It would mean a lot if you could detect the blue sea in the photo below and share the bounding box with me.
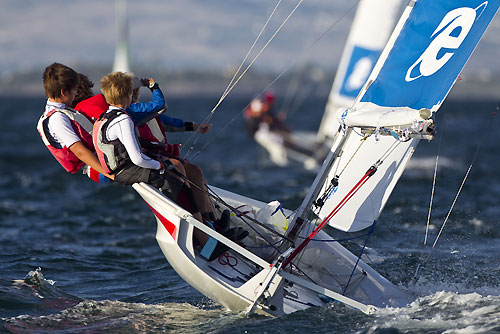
[1,93,500,333]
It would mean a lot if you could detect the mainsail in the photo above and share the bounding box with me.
[295,0,500,233]
[317,0,403,142]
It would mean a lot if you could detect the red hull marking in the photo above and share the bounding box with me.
[146,203,177,241]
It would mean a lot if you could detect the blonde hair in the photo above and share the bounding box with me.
[100,72,134,106]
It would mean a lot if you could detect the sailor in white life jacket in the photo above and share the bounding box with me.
[37,63,114,182]
[93,71,243,261]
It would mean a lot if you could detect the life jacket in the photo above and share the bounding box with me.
[75,94,109,122]
[93,109,135,175]
[137,116,180,157]
[37,106,94,174]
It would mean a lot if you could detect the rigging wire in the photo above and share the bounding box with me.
[431,110,497,248]
[284,132,407,270]
[220,0,283,103]
[342,220,377,295]
[413,107,499,281]
[424,134,442,245]
[337,129,374,176]
[182,0,305,159]
[184,0,361,161]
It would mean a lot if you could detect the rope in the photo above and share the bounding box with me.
[338,130,374,177]
[431,110,497,248]
[431,164,471,248]
[206,186,290,253]
[282,164,377,268]
[281,131,406,268]
[413,108,498,281]
[182,0,304,159]
[424,135,442,245]
[183,1,361,161]
[342,220,377,295]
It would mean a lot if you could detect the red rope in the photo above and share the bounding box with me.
[282,166,376,268]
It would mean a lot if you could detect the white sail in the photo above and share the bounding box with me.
[298,0,500,232]
[317,0,403,142]
[112,0,131,73]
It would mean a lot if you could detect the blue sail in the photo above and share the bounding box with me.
[360,0,500,110]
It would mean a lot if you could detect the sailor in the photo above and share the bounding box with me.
[77,74,228,228]
[244,91,290,137]
[37,63,114,182]
[128,77,224,227]
[72,73,95,109]
[93,72,239,260]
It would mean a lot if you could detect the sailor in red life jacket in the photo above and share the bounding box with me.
[74,75,184,157]
[37,63,113,181]
[93,71,236,261]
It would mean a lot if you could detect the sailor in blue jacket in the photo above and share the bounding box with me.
[128,77,186,131]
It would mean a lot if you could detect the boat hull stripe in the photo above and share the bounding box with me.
[146,203,177,241]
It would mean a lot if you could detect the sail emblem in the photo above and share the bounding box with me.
[345,57,374,91]
[405,2,488,82]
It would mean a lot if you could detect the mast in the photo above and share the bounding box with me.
[112,0,131,73]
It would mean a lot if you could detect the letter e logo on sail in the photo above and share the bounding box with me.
[405,2,488,82]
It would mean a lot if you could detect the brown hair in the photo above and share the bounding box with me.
[42,63,79,99]
[100,72,133,106]
[72,73,95,107]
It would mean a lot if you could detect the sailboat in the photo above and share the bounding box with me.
[112,0,131,73]
[249,0,403,170]
[133,0,500,315]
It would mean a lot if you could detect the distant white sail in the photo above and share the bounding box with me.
[317,0,403,141]
[113,0,131,73]
[299,0,500,232]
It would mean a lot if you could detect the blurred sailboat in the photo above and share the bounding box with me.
[113,0,131,73]
[246,0,403,170]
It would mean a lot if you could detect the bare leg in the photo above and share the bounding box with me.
[182,160,216,217]
[167,159,211,246]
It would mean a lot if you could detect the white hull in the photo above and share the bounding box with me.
[133,183,411,316]
[254,127,330,170]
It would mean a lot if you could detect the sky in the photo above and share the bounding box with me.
[1,0,500,79]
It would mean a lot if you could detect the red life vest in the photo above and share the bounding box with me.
[37,107,94,174]
[75,94,109,122]
[93,109,134,174]
[137,118,180,157]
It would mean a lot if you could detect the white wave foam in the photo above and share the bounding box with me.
[368,291,500,334]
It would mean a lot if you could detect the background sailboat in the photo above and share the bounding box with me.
[112,0,131,73]
[317,0,403,143]
[250,0,403,170]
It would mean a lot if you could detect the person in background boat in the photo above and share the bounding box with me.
[37,62,114,181]
[93,72,240,260]
[244,91,290,137]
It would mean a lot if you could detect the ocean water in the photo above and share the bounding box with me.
[1,94,500,333]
